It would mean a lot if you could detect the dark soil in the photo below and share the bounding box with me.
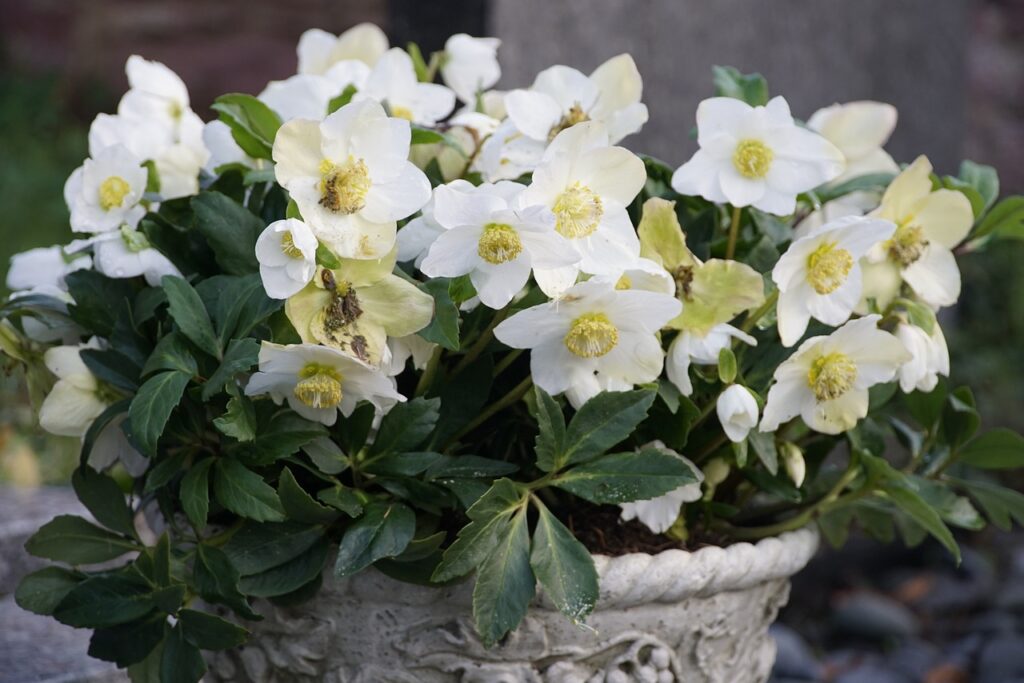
[560,501,730,556]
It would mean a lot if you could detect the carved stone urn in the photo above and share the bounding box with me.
[207,528,818,683]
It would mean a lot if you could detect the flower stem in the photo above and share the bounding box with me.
[492,349,524,377]
[741,289,779,334]
[414,346,443,397]
[725,205,743,260]
[443,375,533,449]
[451,307,510,378]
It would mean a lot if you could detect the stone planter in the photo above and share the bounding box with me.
[208,528,819,683]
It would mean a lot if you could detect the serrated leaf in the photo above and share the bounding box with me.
[237,539,329,598]
[530,501,597,624]
[161,276,220,359]
[128,370,190,457]
[211,93,282,160]
[161,623,207,683]
[472,507,535,647]
[213,457,286,522]
[554,448,699,504]
[191,191,264,275]
[214,394,257,442]
[202,337,260,400]
[534,385,566,472]
[242,410,327,465]
[418,278,459,350]
[957,428,1024,469]
[372,397,441,455]
[80,347,141,392]
[193,544,261,620]
[223,521,324,575]
[561,389,656,467]
[141,332,198,377]
[25,515,138,564]
[72,466,135,536]
[88,614,166,667]
[178,609,249,650]
[64,270,136,337]
[180,457,213,530]
[15,567,83,616]
[884,485,960,563]
[424,454,518,480]
[363,451,443,477]
[334,502,416,577]
[53,575,154,628]
[317,485,364,517]
[277,468,338,523]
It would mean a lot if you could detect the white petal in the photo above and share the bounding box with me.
[803,388,868,435]
[902,244,962,308]
[471,259,532,309]
[362,162,431,223]
[272,119,323,188]
[671,151,728,203]
[760,375,807,432]
[777,288,813,348]
[504,90,562,142]
[419,227,482,278]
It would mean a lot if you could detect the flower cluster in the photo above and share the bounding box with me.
[3,24,1023,677]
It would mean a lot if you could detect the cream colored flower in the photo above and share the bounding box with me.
[716,385,759,443]
[619,443,704,534]
[272,99,431,259]
[297,24,389,75]
[65,145,148,234]
[39,343,110,438]
[357,48,456,126]
[256,219,319,299]
[760,315,910,435]
[441,34,501,104]
[895,319,949,393]
[807,101,899,184]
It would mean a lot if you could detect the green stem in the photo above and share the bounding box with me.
[725,205,743,260]
[492,349,524,377]
[443,376,533,449]
[741,289,779,334]
[414,346,443,397]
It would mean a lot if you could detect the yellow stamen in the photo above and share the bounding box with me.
[390,105,414,121]
[615,274,632,290]
[732,139,773,179]
[553,182,603,239]
[319,157,371,214]
[807,352,857,402]
[293,363,343,409]
[887,222,928,266]
[806,242,854,295]
[98,176,131,211]
[564,312,619,358]
[281,232,305,259]
[548,102,590,141]
[477,223,523,265]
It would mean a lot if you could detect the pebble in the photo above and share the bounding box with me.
[885,639,941,680]
[833,662,913,683]
[770,624,821,681]
[976,635,1024,683]
[830,593,920,640]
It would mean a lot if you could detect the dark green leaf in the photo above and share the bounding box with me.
[957,428,1024,469]
[242,411,327,465]
[25,514,138,564]
[178,609,249,650]
[327,84,358,114]
[418,278,459,350]
[72,466,135,536]
[561,389,656,467]
[554,448,699,504]
[277,468,338,523]
[534,385,566,472]
[214,394,258,442]
[180,457,213,530]
[958,160,999,212]
[303,436,349,474]
[424,454,518,480]
[973,196,1024,241]
[429,353,492,446]
[363,451,443,477]
[211,93,282,160]
[161,624,207,683]
[748,429,779,475]
[711,65,768,106]
[128,370,190,457]
[317,485,363,516]
[15,566,82,616]
[202,337,260,400]
[953,477,1024,531]
[530,501,597,624]
[191,191,264,275]
[64,270,136,337]
[143,452,187,493]
[161,275,220,358]
[814,173,896,204]
[334,502,416,577]
[223,521,324,575]
[885,485,960,563]
[238,539,329,598]
[372,397,441,454]
[213,457,286,522]
[472,507,535,647]
[904,379,947,429]
[89,614,166,667]
[80,348,140,392]
[53,575,153,628]
[943,386,980,449]
[411,126,445,144]
[140,332,197,377]
[193,544,261,620]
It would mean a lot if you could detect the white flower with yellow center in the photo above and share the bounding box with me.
[862,156,974,309]
[272,99,431,259]
[807,101,899,184]
[895,319,949,393]
[494,280,680,407]
[717,385,760,443]
[245,342,403,426]
[619,442,704,534]
[65,145,148,234]
[396,181,476,267]
[7,246,90,293]
[419,181,579,308]
[357,48,456,126]
[518,122,646,293]
[590,257,675,297]
[760,315,910,435]
[297,24,389,75]
[118,56,199,139]
[38,342,112,438]
[666,324,756,397]
[672,96,844,215]
[256,219,319,299]
[773,215,896,347]
[441,34,501,104]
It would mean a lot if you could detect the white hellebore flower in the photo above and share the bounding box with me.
[505,54,648,147]
[666,323,756,397]
[619,443,704,534]
[396,180,467,267]
[807,101,899,183]
[773,215,897,347]
[245,342,404,426]
[863,156,974,309]
[6,246,90,292]
[358,48,456,126]
[256,219,319,299]
[272,99,431,259]
[419,181,578,308]
[91,228,181,286]
[494,280,680,408]
[895,320,949,393]
[441,34,501,104]
[672,96,844,215]
[203,120,260,172]
[519,122,646,292]
[716,385,759,443]
[38,343,110,438]
[760,315,910,435]
[297,24,389,75]
[65,144,148,234]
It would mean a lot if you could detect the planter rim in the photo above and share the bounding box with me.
[575,526,819,610]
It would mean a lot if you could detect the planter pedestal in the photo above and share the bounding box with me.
[209,528,818,683]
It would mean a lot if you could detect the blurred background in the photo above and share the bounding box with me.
[0,1,1022,680]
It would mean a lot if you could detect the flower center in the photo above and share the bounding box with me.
[887,222,928,267]
[553,182,603,239]
[548,102,590,141]
[119,226,151,253]
[615,274,632,290]
[564,312,619,358]
[477,223,523,265]
[294,363,343,409]
[390,105,414,121]
[806,242,854,295]
[319,157,371,214]
[732,139,773,179]
[672,265,694,300]
[807,352,857,402]
[281,232,305,259]
[99,176,131,211]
